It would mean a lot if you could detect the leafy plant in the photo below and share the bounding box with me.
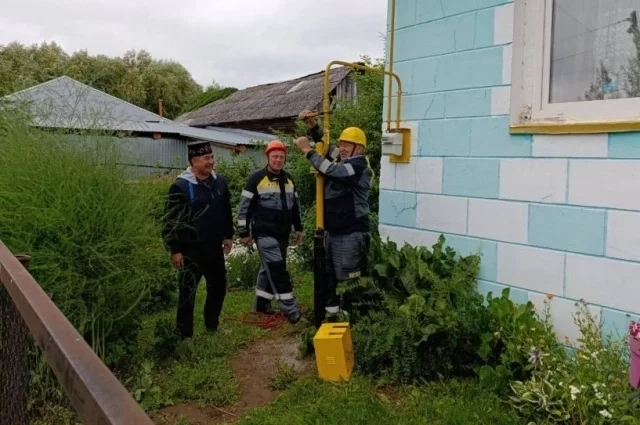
[151,315,182,361]
[129,360,174,410]
[477,288,557,393]
[215,156,259,216]
[508,301,640,424]
[350,235,489,382]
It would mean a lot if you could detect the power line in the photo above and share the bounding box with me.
[556,3,593,33]
[554,18,629,44]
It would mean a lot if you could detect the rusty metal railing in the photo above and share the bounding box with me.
[0,240,155,425]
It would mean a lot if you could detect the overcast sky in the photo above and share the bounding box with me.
[1,0,388,89]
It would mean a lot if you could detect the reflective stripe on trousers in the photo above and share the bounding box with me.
[253,236,300,320]
[324,231,370,314]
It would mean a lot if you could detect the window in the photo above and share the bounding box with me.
[511,0,640,130]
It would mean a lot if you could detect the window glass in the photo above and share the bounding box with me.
[549,0,640,103]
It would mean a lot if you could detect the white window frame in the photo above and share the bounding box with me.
[510,0,640,129]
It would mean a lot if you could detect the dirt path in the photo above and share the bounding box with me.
[154,334,313,424]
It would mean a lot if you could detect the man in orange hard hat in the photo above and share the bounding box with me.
[236,140,303,324]
[294,111,373,323]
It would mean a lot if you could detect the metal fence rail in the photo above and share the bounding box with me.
[0,240,155,425]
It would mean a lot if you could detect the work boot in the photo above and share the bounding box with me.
[288,310,302,325]
[326,310,349,323]
[255,297,276,315]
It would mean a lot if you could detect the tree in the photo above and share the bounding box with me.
[0,42,207,119]
[584,61,614,101]
[330,55,385,177]
[179,86,238,116]
[622,11,640,97]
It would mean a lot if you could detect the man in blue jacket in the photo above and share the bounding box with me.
[163,140,234,340]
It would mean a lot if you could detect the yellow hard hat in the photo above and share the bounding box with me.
[339,127,366,147]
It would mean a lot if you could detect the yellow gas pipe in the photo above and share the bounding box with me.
[311,0,405,332]
[314,0,401,230]
[315,61,402,228]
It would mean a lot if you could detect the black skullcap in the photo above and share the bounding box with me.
[187,140,213,161]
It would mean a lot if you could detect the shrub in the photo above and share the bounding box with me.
[349,235,489,382]
[215,155,259,214]
[477,288,558,394]
[0,114,171,367]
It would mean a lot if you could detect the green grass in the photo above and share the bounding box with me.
[135,270,523,425]
[239,377,523,425]
[133,286,267,408]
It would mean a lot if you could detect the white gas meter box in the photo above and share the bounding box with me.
[381,131,403,156]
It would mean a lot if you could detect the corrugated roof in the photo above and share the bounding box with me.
[2,76,276,146]
[176,66,353,127]
[4,76,173,129]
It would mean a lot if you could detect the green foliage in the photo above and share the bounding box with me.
[179,86,237,115]
[151,316,182,361]
[239,377,523,425]
[507,302,640,424]
[349,235,489,382]
[352,310,429,382]
[30,405,81,425]
[477,288,558,393]
[297,204,317,268]
[226,242,262,290]
[327,56,385,176]
[0,115,172,367]
[282,146,316,211]
[129,360,174,410]
[268,359,299,391]
[215,155,260,214]
[131,287,265,410]
[0,42,204,118]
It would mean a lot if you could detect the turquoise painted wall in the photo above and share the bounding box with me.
[379,0,640,343]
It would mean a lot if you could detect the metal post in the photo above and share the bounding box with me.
[313,229,326,328]
[0,254,32,425]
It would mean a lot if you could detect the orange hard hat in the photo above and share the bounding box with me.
[265,140,287,155]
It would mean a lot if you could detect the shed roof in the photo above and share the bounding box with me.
[2,76,277,146]
[4,76,173,129]
[176,66,353,127]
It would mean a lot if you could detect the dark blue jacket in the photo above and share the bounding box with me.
[162,168,234,254]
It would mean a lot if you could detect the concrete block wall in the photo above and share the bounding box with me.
[380,0,640,343]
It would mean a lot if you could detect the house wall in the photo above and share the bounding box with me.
[380,0,640,343]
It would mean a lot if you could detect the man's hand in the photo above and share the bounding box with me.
[298,109,317,128]
[171,253,184,269]
[292,231,303,246]
[294,136,312,154]
[240,236,252,247]
[223,239,233,255]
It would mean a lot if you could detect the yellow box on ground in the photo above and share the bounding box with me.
[312,322,354,382]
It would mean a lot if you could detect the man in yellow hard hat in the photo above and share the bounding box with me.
[294,111,373,322]
[236,140,303,324]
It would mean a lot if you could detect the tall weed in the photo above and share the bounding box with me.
[0,112,171,366]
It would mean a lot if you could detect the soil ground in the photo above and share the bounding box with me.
[153,334,312,425]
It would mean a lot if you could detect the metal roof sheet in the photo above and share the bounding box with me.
[2,76,277,146]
